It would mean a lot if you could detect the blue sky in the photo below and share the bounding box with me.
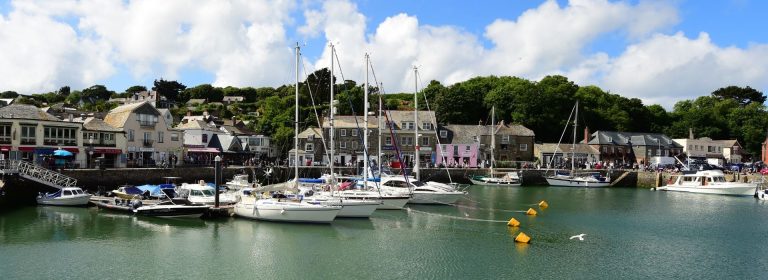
[0,0,767,109]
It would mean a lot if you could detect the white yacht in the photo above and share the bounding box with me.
[656,170,757,196]
[298,191,381,218]
[226,174,255,191]
[234,195,341,223]
[545,171,611,188]
[177,181,237,205]
[37,187,91,206]
[367,176,466,205]
[469,172,522,186]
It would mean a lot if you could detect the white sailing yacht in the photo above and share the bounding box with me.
[234,43,341,223]
[545,101,611,187]
[468,106,522,186]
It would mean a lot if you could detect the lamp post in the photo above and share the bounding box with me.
[88,136,94,169]
[214,155,221,208]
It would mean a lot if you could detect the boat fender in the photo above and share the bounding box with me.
[507,218,520,227]
[526,208,537,216]
[538,200,548,209]
[280,208,286,215]
[515,232,531,244]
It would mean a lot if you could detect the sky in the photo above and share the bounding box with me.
[1,0,767,110]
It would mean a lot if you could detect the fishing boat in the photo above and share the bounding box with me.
[469,107,522,186]
[656,169,757,196]
[545,101,610,187]
[36,187,91,206]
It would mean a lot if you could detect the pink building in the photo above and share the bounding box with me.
[435,143,479,167]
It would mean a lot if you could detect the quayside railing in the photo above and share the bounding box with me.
[0,160,77,189]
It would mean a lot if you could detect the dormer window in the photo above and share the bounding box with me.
[440,130,448,138]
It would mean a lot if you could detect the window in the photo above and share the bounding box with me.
[501,135,510,144]
[401,137,413,146]
[143,132,151,140]
[519,144,528,151]
[453,145,459,155]
[102,133,114,141]
[128,129,134,141]
[305,143,314,151]
[0,124,10,143]
[421,137,429,146]
[43,126,77,146]
[137,113,158,127]
[401,122,414,130]
[202,134,208,143]
[422,122,433,130]
[340,129,347,137]
[171,133,179,141]
[351,129,358,136]
[385,137,392,145]
[472,136,478,142]
[340,141,347,149]
[440,130,447,138]
[352,141,358,149]
[21,125,36,145]
[158,131,164,143]
[466,145,471,151]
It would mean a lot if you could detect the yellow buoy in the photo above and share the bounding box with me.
[515,232,531,243]
[538,200,548,209]
[507,218,520,227]
[526,208,538,216]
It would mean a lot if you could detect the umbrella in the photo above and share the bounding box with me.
[53,149,73,157]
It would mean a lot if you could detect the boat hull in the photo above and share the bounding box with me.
[134,205,209,218]
[469,178,521,187]
[657,184,757,196]
[546,177,611,188]
[409,192,465,204]
[757,189,768,200]
[234,198,340,223]
[335,201,379,218]
[37,194,91,206]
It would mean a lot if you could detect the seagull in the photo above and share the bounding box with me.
[569,234,586,241]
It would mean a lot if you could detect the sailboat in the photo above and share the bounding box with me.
[468,106,522,186]
[545,101,610,187]
[233,43,341,223]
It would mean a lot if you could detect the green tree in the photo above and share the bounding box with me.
[0,91,19,98]
[125,85,147,95]
[81,85,114,104]
[58,86,70,97]
[153,79,186,102]
[711,85,766,106]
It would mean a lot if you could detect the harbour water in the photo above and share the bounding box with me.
[2,186,767,279]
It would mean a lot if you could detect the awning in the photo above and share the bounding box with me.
[0,145,10,151]
[62,147,79,153]
[94,148,122,154]
[18,146,35,152]
[188,148,220,153]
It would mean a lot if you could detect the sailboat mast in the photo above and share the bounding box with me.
[329,44,335,188]
[294,43,300,187]
[363,54,369,185]
[378,82,383,176]
[571,101,578,174]
[413,67,420,181]
[491,106,495,174]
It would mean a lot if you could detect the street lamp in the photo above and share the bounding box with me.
[88,135,94,169]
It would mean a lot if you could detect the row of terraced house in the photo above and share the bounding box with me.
[0,95,750,169]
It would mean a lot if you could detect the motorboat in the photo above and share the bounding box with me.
[36,187,91,206]
[545,171,611,188]
[656,170,757,196]
[92,198,209,218]
[111,185,144,200]
[469,172,522,186]
[369,176,466,205]
[234,195,341,223]
[177,181,237,205]
[226,174,255,191]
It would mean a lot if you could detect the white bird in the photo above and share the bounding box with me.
[569,234,586,241]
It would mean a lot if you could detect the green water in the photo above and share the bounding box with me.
[2,187,767,279]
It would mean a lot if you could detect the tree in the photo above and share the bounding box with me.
[711,86,766,106]
[153,79,186,102]
[182,84,223,102]
[57,86,70,97]
[0,91,18,98]
[81,85,114,104]
[125,85,147,95]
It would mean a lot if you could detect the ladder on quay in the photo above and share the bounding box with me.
[0,160,78,189]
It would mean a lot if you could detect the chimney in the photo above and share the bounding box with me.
[689,128,694,139]
[68,114,73,122]
[584,126,590,144]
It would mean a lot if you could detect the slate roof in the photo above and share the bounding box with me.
[442,122,535,144]
[588,131,682,148]
[82,117,122,132]
[175,120,220,132]
[322,116,379,128]
[0,104,61,121]
[297,127,322,139]
[537,143,600,155]
[103,102,152,128]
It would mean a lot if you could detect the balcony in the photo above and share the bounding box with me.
[21,139,36,145]
[142,139,154,147]
[138,120,157,128]
[0,137,10,144]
